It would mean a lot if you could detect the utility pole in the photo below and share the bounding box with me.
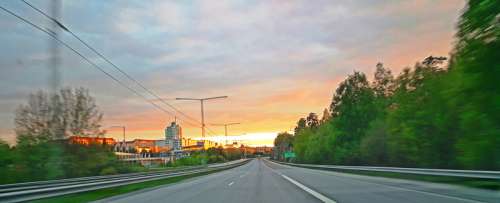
[211,122,240,145]
[110,126,126,151]
[176,96,227,138]
[235,139,247,159]
[49,0,62,93]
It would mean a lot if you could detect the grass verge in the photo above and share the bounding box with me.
[30,169,223,203]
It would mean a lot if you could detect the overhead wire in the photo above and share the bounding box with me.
[0,5,182,124]
[3,2,224,136]
[20,0,220,134]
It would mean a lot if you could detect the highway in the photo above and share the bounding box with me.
[99,159,499,203]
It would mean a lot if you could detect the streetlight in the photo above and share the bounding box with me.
[109,125,126,152]
[233,137,248,159]
[175,96,227,138]
[211,122,240,145]
[109,126,126,142]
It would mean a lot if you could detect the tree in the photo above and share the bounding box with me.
[360,119,389,165]
[0,140,14,183]
[292,128,313,163]
[320,108,331,124]
[15,87,104,143]
[306,112,319,129]
[294,118,306,135]
[273,0,499,170]
[385,58,454,168]
[329,71,377,164]
[273,132,294,161]
[448,0,500,169]
[372,62,394,98]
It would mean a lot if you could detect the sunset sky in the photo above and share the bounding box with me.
[0,0,464,146]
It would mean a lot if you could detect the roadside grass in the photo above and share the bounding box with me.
[305,167,500,191]
[30,170,221,203]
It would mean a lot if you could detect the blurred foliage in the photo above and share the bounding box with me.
[167,146,242,167]
[0,86,244,183]
[0,87,145,184]
[277,0,499,170]
[0,140,143,184]
[14,88,104,142]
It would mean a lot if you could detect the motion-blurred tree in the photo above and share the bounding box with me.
[15,87,104,144]
[448,0,500,169]
[0,140,14,183]
[274,0,500,170]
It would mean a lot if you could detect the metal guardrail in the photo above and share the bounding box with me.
[0,159,250,203]
[270,160,500,180]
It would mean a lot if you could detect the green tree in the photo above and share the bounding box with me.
[360,119,389,165]
[306,113,320,129]
[274,132,294,161]
[330,71,377,164]
[372,62,394,98]
[385,58,456,168]
[278,0,499,170]
[0,140,14,183]
[294,118,306,135]
[292,128,313,163]
[320,108,331,124]
[447,0,500,170]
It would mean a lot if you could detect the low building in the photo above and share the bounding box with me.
[69,136,116,146]
[115,139,170,154]
[196,139,218,149]
[256,146,273,154]
[240,145,256,155]
[181,138,199,147]
[182,145,205,152]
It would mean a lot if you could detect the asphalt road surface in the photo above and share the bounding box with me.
[98,159,499,203]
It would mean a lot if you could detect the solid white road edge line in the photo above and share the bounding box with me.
[289,164,484,203]
[280,174,336,203]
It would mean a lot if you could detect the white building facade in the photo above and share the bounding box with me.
[165,122,182,151]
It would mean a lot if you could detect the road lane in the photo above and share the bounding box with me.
[263,159,499,203]
[101,159,320,203]
[99,159,499,203]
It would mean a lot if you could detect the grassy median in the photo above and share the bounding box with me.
[30,169,222,203]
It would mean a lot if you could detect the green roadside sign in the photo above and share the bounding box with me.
[284,151,296,158]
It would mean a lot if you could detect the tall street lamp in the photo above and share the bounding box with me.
[211,122,240,145]
[175,96,227,138]
[109,125,126,152]
[109,125,126,142]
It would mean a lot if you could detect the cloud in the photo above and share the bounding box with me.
[0,0,465,145]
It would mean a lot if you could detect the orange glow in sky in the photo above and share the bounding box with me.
[0,1,465,146]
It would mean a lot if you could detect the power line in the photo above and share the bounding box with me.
[0,5,184,123]
[4,3,220,135]
[20,0,214,132]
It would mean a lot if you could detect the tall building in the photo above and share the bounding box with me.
[165,121,182,151]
